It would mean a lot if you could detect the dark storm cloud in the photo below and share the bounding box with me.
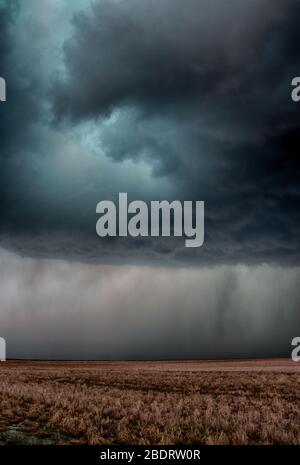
[53,0,286,119]
[51,0,300,265]
[0,1,300,361]
[0,2,42,155]
[0,0,299,265]
[0,1,47,235]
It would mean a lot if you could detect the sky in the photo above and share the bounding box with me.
[0,0,299,359]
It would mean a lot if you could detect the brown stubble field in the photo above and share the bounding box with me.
[0,360,299,445]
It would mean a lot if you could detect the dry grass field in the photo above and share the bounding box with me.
[0,360,299,445]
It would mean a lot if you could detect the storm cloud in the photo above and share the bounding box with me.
[0,1,300,358]
[0,0,299,264]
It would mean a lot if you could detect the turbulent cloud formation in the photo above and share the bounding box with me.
[54,0,287,118]
[52,0,300,265]
[0,0,299,264]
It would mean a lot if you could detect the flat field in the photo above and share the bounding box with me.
[0,359,299,445]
